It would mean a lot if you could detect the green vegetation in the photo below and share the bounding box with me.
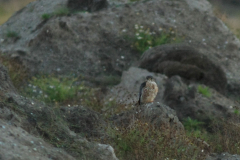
[132,25,182,53]
[6,30,19,38]
[197,85,211,97]
[183,117,205,131]
[25,76,81,103]
[54,7,70,16]
[106,120,207,160]
[41,13,52,20]
[234,109,239,115]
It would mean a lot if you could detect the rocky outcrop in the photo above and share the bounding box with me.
[139,43,227,94]
[206,152,240,160]
[163,75,239,123]
[109,67,239,126]
[0,64,118,160]
[67,0,108,12]
[107,67,167,105]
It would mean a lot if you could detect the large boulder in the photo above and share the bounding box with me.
[139,43,227,94]
[163,75,239,123]
[106,67,167,105]
[67,0,108,12]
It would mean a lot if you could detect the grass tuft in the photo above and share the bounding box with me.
[54,7,70,16]
[197,85,211,97]
[41,13,52,20]
[183,117,205,131]
[132,25,182,53]
[6,30,20,38]
[25,76,79,103]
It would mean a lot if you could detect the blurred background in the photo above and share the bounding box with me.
[0,0,240,36]
[0,0,34,24]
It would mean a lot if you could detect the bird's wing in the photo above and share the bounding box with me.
[139,81,146,105]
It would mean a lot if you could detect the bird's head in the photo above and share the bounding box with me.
[146,75,154,81]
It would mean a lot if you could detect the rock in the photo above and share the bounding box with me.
[62,106,107,138]
[163,75,239,123]
[0,63,118,159]
[0,119,75,160]
[107,67,167,105]
[67,0,108,12]
[206,152,240,160]
[139,43,227,94]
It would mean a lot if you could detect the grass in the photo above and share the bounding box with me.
[6,30,20,38]
[106,120,208,160]
[24,76,80,103]
[132,25,182,53]
[197,85,211,97]
[41,13,52,20]
[183,117,205,131]
[0,55,30,89]
[182,116,240,155]
[8,72,240,158]
[54,7,70,16]
[23,75,110,113]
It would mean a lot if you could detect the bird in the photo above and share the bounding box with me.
[138,75,158,105]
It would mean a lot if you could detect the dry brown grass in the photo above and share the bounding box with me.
[0,55,30,89]
[213,5,240,37]
[105,119,209,160]
[0,0,34,25]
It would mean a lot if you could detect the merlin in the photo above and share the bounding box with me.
[138,76,158,105]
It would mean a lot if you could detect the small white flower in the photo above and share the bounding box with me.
[49,85,54,89]
[137,37,143,40]
[121,56,125,59]
[140,26,144,28]
[136,33,139,36]
[122,29,127,32]
[135,24,139,29]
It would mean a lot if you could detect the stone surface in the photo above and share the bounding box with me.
[139,43,227,94]
[206,152,240,160]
